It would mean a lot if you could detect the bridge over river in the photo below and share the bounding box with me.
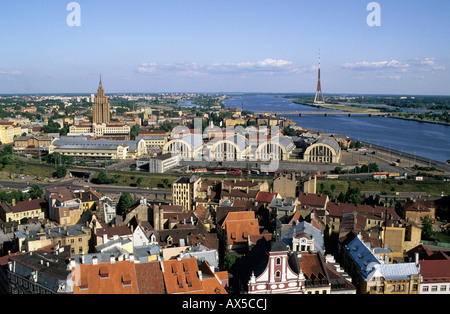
[255,110,392,117]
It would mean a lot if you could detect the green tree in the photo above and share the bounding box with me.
[28,184,44,200]
[117,192,134,215]
[54,165,67,178]
[96,171,117,184]
[130,125,141,140]
[1,145,13,156]
[421,216,433,240]
[1,156,11,166]
[223,254,240,271]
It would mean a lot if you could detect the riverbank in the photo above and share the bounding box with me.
[292,100,450,126]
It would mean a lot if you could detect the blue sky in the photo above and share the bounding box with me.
[0,0,449,94]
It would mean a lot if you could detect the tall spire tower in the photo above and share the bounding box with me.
[92,75,111,124]
[314,50,325,105]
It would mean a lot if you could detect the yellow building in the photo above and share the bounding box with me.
[0,199,46,224]
[74,189,102,212]
[225,118,247,127]
[172,176,201,211]
[0,122,22,144]
[69,123,131,138]
[21,224,91,255]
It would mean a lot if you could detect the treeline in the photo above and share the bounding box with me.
[0,184,44,203]
[337,95,450,111]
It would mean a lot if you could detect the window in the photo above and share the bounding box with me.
[422,286,429,292]
[275,271,281,278]
[440,285,447,292]
[276,258,281,265]
[431,286,438,292]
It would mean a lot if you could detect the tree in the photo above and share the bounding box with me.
[54,165,67,178]
[96,171,117,184]
[223,254,240,271]
[1,145,13,156]
[29,184,43,200]
[117,192,134,215]
[130,125,141,140]
[421,216,433,240]
[1,156,11,166]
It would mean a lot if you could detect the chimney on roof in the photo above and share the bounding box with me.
[198,270,203,282]
[12,199,16,207]
[69,259,76,269]
[92,256,98,265]
[110,255,116,264]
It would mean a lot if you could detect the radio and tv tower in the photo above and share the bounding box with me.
[314,50,325,105]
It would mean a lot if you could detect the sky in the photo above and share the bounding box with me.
[0,0,449,95]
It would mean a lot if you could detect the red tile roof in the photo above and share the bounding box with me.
[326,202,399,219]
[96,225,132,238]
[256,191,278,203]
[298,192,329,208]
[72,261,138,294]
[134,262,165,294]
[419,259,450,282]
[298,253,327,280]
[221,211,260,245]
[9,199,47,213]
[161,258,203,294]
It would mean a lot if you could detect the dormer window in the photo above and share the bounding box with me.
[99,267,109,279]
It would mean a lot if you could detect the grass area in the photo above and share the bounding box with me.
[318,179,450,198]
[432,231,450,243]
[0,162,54,180]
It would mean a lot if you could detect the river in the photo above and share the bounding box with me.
[223,95,450,163]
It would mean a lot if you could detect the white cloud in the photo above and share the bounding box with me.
[341,58,445,73]
[138,59,310,77]
[341,60,409,71]
[410,58,446,71]
[0,70,21,75]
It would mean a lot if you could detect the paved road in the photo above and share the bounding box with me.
[0,178,172,199]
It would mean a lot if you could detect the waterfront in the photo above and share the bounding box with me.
[223,95,450,163]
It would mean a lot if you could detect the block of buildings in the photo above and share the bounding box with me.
[172,176,201,211]
[0,199,47,224]
[45,186,83,226]
[16,224,91,255]
[341,233,421,294]
[3,249,73,294]
[137,153,180,173]
[49,136,147,160]
[0,122,22,144]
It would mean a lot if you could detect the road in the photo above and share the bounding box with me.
[0,178,172,200]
